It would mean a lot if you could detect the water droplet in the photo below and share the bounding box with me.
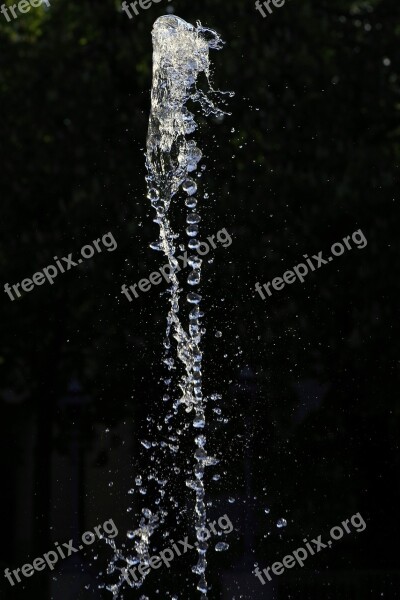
[188,238,200,250]
[277,518,287,529]
[264,507,270,514]
[188,255,202,268]
[185,197,198,208]
[193,416,205,428]
[215,542,229,551]
[195,434,206,446]
[186,225,199,237]
[186,478,203,491]
[197,576,208,594]
[215,331,222,338]
[188,270,201,285]
[182,179,198,196]
[195,448,207,461]
[150,240,163,251]
[187,292,202,304]
[147,188,159,201]
[187,213,201,224]
[205,455,220,466]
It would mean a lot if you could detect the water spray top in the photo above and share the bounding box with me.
[152,14,195,34]
[152,14,224,51]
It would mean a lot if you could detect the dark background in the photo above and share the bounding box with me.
[0,0,399,598]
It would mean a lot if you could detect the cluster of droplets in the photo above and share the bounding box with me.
[103,485,163,598]
[147,161,220,598]
[149,15,234,597]
[182,174,209,597]
[104,16,230,600]
[144,16,231,599]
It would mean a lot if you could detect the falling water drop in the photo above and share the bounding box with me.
[182,178,198,196]
[186,225,199,237]
[188,255,202,268]
[277,518,287,529]
[188,238,201,250]
[215,542,229,552]
[187,292,202,304]
[188,270,201,285]
[187,213,201,224]
[185,197,198,208]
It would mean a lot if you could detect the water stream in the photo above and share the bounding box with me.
[105,15,230,599]
[145,15,228,598]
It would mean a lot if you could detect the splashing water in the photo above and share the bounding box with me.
[105,16,230,599]
[146,15,230,597]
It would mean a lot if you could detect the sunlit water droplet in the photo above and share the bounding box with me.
[147,188,159,201]
[185,197,198,208]
[187,213,201,224]
[193,416,206,428]
[277,518,287,529]
[188,255,202,268]
[186,225,199,237]
[215,542,229,551]
[150,240,163,251]
[182,178,198,196]
[187,292,202,304]
[188,270,201,285]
